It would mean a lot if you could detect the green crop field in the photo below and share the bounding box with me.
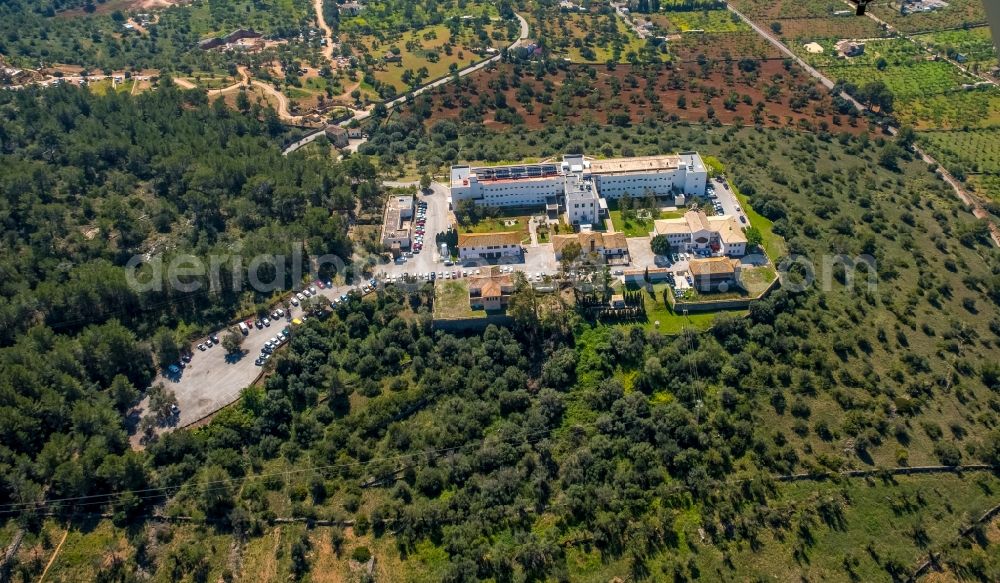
[799,38,976,99]
[650,9,748,34]
[867,0,987,34]
[897,86,1000,129]
[967,173,1000,203]
[918,128,1000,174]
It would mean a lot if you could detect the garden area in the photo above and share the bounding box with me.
[458,214,532,237]
[622,281,733,333]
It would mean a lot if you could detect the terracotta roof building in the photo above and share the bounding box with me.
[688,257,741,291]
[468,273,515,310]
[457,232,524,262]
[653,209,747,256]
[551,231,629,261]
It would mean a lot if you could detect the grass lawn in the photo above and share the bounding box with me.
[731,183,787,260]
[740,264,778,296]
[433,280,483,320]
[459,215,531,237]
[609,209,660,237]
[625,282,743,333]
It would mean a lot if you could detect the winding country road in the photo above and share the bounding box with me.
[282,12,530,154]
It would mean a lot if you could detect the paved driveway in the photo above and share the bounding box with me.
[711,177,747,224]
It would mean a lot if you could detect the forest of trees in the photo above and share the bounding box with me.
[0,80,377,345]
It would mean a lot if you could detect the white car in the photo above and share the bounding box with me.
[309,286,317,295]
[296,292,306,301]
[290,297,299,306]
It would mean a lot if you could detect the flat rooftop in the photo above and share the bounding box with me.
[589,154,683,174]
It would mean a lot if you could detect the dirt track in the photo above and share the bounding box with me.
[313,0,336,64]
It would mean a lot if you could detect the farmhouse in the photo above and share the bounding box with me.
[652,209,747,256]
[340,1,364,16]
[381,195,414,253]
[551,232,628,262]
[450,152,707,226]
[457,232,524,262]
[468,273,515,310]
[324,125,349,148]
[688,257,741,291]
[835,40,865,58]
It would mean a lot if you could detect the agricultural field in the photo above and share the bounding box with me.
[867,0,988,34]
[529,10,646,63]
[416,58,863,136]
[730,0,891,41]
[918,128,1000,175]
[802,38,977,99]
[669,30,784,61]
[338,0,516,98]
[893,85,1000,129]
[730,0,860,20]
[648,9,748,34]
[967,173,1000,204]
[925,513,1000,582]
[348,22,503,94]
[911,25,998,72]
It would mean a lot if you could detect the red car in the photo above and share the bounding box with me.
[315,280,326,289]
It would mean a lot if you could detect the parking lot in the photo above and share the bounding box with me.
[709,177,748,226]
[138,277,377,432]
[379,181,450,277]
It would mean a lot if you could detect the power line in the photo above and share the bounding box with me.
[0,422,584,517]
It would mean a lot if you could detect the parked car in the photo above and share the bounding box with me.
[239,322,249,334]
[309,286,317,295]
[255,320,263,329]
[290,297,299,306]
[263,318,271,327]
[168,364,180,374]
[198,343,207,351]
[740,216,747,224]
[315,280,325,289]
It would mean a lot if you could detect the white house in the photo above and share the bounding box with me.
[653,209,747,256]
[381,195,414,251]
[457,232,524,261]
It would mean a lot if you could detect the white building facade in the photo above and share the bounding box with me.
[653,210,747,257]
[449,152,708,214]
[457,232,524,261]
